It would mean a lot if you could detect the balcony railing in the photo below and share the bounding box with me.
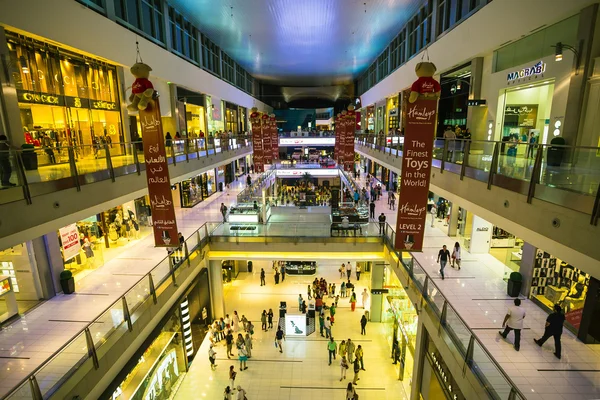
[4,221,526,400]
[355,134,600,224]
[0,135,252,206]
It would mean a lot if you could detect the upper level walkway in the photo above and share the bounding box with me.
[354,134,600,272]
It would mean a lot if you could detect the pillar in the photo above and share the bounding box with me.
[369,262,386,322]
[410,318,427,400]
[517,242,537,296]
[447,204,460,237]
[468,215,492,254]
[0,27,25,146]
[208,260,225,318]
[32,233,64,297]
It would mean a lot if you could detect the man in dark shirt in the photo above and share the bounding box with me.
[378,213,386,235]
[369,201,376,220]
[437,245,451,280]
[534,304,565,359]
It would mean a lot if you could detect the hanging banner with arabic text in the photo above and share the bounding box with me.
[140,99,180,247]
[334,115,340,163]
[395,98,437,251]
[270,116,279,161]
[250,110,264,172]
[262,114,272,164]
[345,111,356,171]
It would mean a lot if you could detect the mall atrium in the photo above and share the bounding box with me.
[0,0,599,399]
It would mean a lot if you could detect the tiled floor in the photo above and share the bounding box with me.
[173,261,408,400]
[0,173,250,397]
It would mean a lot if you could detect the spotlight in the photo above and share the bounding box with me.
[555,42,563,62]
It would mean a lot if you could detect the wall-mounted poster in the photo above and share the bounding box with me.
[504,104,538,128]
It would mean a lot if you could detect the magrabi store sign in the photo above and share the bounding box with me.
[507,61,546,83]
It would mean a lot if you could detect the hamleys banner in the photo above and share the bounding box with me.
[394,98,437,251]
[140,99,179,247]
[270,115,278,161]
[250,109,264,172]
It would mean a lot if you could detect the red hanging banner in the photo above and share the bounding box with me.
[261,113,272,165]
[250,108,264,172]
[394,98,437,251]
[345,108,356,171]
[270,114,278,162]
[334,113,340,164]
[139,99,180,247]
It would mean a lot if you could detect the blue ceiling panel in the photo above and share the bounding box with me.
[169,0,425,85]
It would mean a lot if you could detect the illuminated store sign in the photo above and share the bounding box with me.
[91,100,118,110]
[279,138,336,146]
[18,91,62,106]
[276,169,339,177]
[507,61,546,82]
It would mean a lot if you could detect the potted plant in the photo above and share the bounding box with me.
[21,143,38,170]
[547,136,566,167]
[60,270,75,294]
[507,271,522,297]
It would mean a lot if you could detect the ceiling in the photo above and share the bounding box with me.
[169,0,425,86]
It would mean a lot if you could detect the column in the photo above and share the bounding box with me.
[468,215,492,254]
[31,233,64,297]
[517,242,537,296]
[410,318,427,400]
[369,262,385,322]
[208,260,225,318]
[446,204,459,237]
[0,27,25,146]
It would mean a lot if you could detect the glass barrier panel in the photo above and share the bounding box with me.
[151,257,172,288]
[73,144,114,177]
[539,146,600,195]
[124,277,150,315]
[496,144,535,182]
[471,341,513,400]
[171,139,185,156]
[185,231,200,253]
[426,281,445,316]
[466,141,495,173]
[411,261,427,291]
[4,380,33,400]
[25,146,74,184]
[444,307,471,355]
[88,300,125,348]
[34,332,89,397]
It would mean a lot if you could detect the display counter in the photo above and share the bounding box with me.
[283,261,317,275]
[229,203,263,224]
[332,204,368,223]
[0,276,18,324]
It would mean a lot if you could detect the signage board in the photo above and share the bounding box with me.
[59,223,82,261]
[279,138,336,146]
[139,99,180,247]
[395,99,437,251]
[250,111,264,172]
[285,314,306,336]
[507,61,546,82]
[276,169,339,177]
[467,99,487,107]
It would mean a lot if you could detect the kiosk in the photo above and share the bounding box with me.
[0,276,18,324]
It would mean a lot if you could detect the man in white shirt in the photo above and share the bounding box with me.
[499,299,526,351]
[361,288,369,309]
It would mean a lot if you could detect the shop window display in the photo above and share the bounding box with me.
[7,32,124,160]
[108,312,187,400]
[0,243,43,314]
[530,250,589,331]
[179,171,216,208]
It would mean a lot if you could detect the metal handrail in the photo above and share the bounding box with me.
[380,226,526,400]
[3,224,211,399]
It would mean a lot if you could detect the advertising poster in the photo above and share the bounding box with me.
[250,109,264,172]
[271,115,279,161]
[140,99,180,247]
[262,114,272,164]
[59,224,81,261]
[395,98,437,251]
[285,314,306,336]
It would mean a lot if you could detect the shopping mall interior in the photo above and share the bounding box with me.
[0,1,599,400]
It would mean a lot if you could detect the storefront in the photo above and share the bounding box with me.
[59,196,153,283]
[385,95,400,133]
[366,105,375,132]
[0,242,44,315]
[238,106,247,133]
[438,63,471,136]
[175,170,216,208]
[176,87,207,138]
[7,32,125,157]
[206,95,224,133]
[224,101,239,133]
[489,54,573,146]
[381,265,418,397]
[420,330,466,400]
[376,101,386,133]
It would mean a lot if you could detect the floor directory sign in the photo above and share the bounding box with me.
[395,98,437,251]
[140,99,179,247]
